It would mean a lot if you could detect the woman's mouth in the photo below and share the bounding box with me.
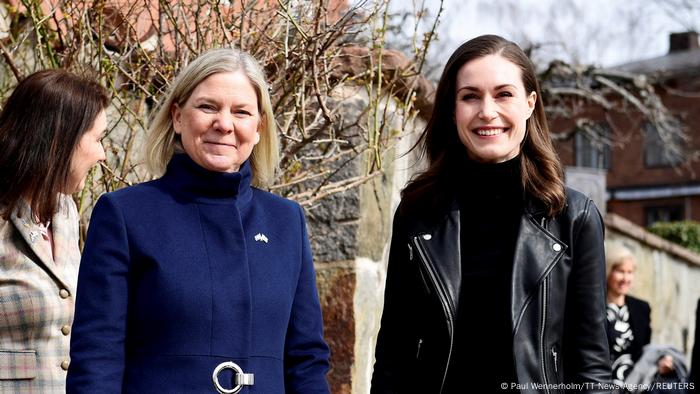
[205,141,236,148]
[473,127,509,136]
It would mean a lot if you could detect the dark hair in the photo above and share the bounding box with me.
[402,34,566,217]
[0,69,109,223]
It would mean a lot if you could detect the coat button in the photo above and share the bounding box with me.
[422,234,432,240]
[59,289,70,299]
[61,325,71,336]
[552,243,562,252]
[60,360,70,371]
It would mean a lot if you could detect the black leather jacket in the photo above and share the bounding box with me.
[371,188,612,393]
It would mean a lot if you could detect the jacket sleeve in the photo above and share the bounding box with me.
[630,298,652,363]
[563,199,613,391]
[283,204,331,394]
[371,209,422,393]
[640,301,652,348]
[67,194,130,393]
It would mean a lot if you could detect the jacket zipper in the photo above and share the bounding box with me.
[412,236,454,394]
[551,346,558,373]
[409,243,432,295]
[540,276,550,394]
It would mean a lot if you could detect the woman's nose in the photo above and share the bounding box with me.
[214,113,234,133]
[478,98,498,120]
[98,143,106,162]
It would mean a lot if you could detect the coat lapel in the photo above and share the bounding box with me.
[10,198,76,291]
[511,214,567,334]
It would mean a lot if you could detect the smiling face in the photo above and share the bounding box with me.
[67,110,107,193]
[607,259,636,298]
[171,71,261,173]
[454,54,536,163]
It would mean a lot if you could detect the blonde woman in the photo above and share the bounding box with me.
[68,48,330,394]
[605,245,676,390]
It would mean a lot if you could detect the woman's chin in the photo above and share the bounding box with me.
[200,157,241,173]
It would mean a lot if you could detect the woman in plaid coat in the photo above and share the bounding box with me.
[0,70,109,393]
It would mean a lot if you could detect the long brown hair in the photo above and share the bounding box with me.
[0,70,109,223]
[402,35,565,217]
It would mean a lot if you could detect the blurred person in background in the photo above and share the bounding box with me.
[0,69,108,393]
[605,245,686,392]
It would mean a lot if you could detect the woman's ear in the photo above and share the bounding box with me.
[527,91,537,118]
[255,115,265,145]
[171,103,182,135]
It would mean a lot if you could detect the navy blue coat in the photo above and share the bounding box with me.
[67,154,330,393]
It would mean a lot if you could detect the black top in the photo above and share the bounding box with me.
[443,155,523,393]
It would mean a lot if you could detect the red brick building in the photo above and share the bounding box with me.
[553,32,700,228]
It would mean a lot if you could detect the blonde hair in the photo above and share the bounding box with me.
[605,244,636,278]
[144,48,279,187]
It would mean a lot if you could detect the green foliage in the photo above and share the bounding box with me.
[648,220,700,253]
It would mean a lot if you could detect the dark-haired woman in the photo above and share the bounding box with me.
[371,35,612,393]
[0,70,108,393]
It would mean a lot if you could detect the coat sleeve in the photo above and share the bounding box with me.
[563,199,613,390]
[283,204,331,394]
[370,209,423,394]
[67,194,130,393]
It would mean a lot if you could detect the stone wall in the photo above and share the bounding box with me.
[306,84,424,394]
[605,213,700,363]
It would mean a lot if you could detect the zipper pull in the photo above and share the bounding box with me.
[407,243,413,260]
[551,347,558,373]
[416,338,423,359]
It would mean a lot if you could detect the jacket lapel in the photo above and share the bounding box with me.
[511,214,567,334]
[10,199,75,291]
[414,207,462,316]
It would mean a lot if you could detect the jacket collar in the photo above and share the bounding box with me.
[510,213,567,334]
[412,192,567,335]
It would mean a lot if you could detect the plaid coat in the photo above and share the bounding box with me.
[0,195,81,393]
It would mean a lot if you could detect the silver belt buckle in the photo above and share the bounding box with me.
[212,361,255,394]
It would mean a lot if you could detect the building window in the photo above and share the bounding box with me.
[644,123,683,168]
[575,124,610,169]
[645,204,684,227]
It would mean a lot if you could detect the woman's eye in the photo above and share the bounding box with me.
[461,94,478,101]
[498,91,513,98]
[198,104,216,112]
